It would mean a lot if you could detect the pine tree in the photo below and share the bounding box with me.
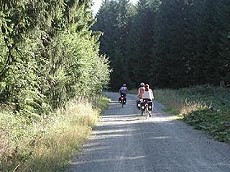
[126,0,160,87]
[93,0,131,90]
[0,0,110,116]
[153,0,190,88]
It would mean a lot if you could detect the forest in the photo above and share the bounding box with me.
[0,0,110,116]
[0,0,229,116]
[93,0,230,90]
[0,1,110,170]
[0,0,229,170]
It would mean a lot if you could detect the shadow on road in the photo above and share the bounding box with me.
[67,92,230,172]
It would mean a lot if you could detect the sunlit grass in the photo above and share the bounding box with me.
[155,85,230,143]
[0,96,110,171]
[155,88,213,116]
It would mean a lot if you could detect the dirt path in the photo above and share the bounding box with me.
[67,92,230,172]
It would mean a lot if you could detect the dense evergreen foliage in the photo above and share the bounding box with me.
[93,0,230,90]
[0,0,110,117]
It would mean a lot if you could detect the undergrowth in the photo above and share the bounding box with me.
[0,95,110,172]
[155,85,230,143]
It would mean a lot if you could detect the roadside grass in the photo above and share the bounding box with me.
[154,85,230,143]
[0,95,110,172]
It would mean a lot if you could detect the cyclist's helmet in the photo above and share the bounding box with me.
[140,82,145,86]
[123,84,126,87]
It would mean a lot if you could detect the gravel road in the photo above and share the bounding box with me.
[67,92,230,172]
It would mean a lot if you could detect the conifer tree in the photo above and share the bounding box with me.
[93,0,131,90]
[0,0,110,116]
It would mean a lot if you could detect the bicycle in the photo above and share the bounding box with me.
[119,93,126,108]
[139,99,152,117]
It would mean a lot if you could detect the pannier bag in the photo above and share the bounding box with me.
[136,100,141,110]
[119,97,127,104]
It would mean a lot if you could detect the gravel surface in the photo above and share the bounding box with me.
[67,92,230,172]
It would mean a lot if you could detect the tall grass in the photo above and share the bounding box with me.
[0,95,110,171]
[155,89,210,116]
[155,85,230,143]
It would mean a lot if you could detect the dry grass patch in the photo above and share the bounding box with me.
[0,99,103,172]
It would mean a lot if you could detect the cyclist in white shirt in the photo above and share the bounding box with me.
[142,84,154,101]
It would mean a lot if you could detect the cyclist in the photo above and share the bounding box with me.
[119,83,128,97]
[142,84,154,100]
[137,82,145,109]
[141,84,154,116]
[119,84,128,104]
[137,82,145,98]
